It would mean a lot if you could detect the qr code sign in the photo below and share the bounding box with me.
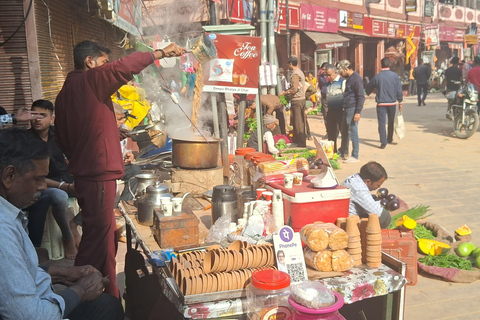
[286,262,306,283]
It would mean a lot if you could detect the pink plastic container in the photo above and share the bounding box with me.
[288,291,345,320]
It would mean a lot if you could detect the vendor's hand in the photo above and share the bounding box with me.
[119,127,131,140]
[48,265,97,286]
[69,270,109,302]
[124,151,135,164]
[16,107,44,122]
[354,113,361,122]
[399,103,403,112]
[162,42,187,57]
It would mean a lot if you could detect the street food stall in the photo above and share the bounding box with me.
[117,138,408,320]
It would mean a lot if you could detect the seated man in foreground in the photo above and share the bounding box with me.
[0,128,124,320]
[341,161,392,228]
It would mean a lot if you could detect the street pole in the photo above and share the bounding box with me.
[286,0,290,58]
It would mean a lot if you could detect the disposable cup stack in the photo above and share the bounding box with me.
[345,215,362,266]
[365,214,382,268]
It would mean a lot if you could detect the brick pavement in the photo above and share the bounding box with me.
[305,92,480,320]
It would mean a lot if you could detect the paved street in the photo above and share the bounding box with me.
[304,92,480,320]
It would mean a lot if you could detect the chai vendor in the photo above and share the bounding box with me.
[247,114,280,155]
[341,161,392,228]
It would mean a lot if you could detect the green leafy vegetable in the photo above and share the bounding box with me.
[275,139,288,150]
[387,205,432,229]
[418,254,473,270]
[282,148,311,154]
[414,225,435,240]
[329,159,340,169]
[279,95,290,106]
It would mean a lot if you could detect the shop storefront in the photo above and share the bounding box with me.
[298,4,348,77]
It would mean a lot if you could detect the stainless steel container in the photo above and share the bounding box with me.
[211,185,238,225]
[136,181,173,226]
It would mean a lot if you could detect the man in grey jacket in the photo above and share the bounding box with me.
[366,58,403,149]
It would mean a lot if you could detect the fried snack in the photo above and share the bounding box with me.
[331,249,353,272]
[300,222,348,251]
[304,248,333,272]
[300,224,329,251]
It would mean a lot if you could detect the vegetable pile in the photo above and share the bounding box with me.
[414,225,435,240]
[418,254,473,270]
[387,205,432,229]
[373,188,400,211]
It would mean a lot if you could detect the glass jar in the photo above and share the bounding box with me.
[246,269,292,320]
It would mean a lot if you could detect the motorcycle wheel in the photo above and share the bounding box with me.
[453,109,479,139]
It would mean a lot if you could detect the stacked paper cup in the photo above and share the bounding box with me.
[345,215,362,266]
[365,214,382,268]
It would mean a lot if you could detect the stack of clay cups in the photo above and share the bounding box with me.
[345,215,362,266]
[365,214,382,268]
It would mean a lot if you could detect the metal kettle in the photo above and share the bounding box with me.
[136,181,173,226]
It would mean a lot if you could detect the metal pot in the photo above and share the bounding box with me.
[136,181,173,226]
[171,136,222,169]
[129,173,159,199]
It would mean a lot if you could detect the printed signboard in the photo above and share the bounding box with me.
[203,34,261,94]
[300,4,338,33]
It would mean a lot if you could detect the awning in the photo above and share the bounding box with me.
[339,29,370,37]
[303,31,350,50]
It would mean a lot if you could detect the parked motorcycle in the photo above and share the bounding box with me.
[444,81,479,139]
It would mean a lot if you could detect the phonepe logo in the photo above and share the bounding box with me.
[233,42,259,59]
[279,226,294,243]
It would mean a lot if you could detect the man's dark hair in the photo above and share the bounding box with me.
[31,99,54,114]
[359,161,388,182]
[73,40,111,70]
[451,57,459,64]
[288,56,298,66]
[0,107,6,115]
[381,57,391,68]
[0,128,49,176]
[321,62,328,68]
[474,56,480,65]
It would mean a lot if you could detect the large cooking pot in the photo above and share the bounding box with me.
[171,136,222,169]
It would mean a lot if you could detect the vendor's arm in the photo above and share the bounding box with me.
[89,42,187,101]
[352,187,384,217]
[264,131,279,155]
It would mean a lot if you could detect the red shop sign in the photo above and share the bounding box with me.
[278,2,301,30]
[454,29,465,42]
[228,0,254,24]
[439,26,456,42]
[371,20,419,38]
[300,4,338,33]
[203,34,261,95]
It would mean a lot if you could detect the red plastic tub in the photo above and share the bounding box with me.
[266,180,350,232]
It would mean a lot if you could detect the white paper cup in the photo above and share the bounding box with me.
[293,172,304,185]
[162,200,173,216]
[172,198,183,213]
[284,173,294,188]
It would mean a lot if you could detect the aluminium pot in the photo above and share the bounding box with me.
[171,136,222,169]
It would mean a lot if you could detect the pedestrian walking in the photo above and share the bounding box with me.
[280,56,307,147]
[337,60,365,163]
[365,57,403,149]
[413,59,432,106]
[443,57,463,118]
[318,62,329,137]
[324,64,345,154]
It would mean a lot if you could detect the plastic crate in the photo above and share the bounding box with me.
[381,229,418,285]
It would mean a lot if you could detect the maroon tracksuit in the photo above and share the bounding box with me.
[55,51,157,297]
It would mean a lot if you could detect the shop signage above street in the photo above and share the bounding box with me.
[439,26,456,42]
[370,19,420,39]
[424,25,439,46]
[228,0,254,24]
[277,2,301,30]
[464,34,479,45]
[300,4,338,33]
[338,10,364,30]
[454,29,465,42]
[424,1,435,17]
[203,34,261,94]
[405,0,417,12]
